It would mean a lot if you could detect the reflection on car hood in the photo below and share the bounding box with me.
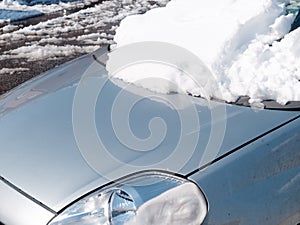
[0,47,299,212]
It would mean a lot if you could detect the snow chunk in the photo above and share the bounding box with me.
[126,183,207,225]
[109,0,300,105]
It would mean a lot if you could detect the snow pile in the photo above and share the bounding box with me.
[109,0,300,105]
[226,17,300,104]
[126,183,207,225]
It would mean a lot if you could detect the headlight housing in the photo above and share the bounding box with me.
[48,171,207,225]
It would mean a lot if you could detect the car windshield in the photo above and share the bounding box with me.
[285,0,300,14]
[105,0,300,111]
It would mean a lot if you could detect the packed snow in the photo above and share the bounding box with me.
[125,183,207,225]
[109,0,300,105]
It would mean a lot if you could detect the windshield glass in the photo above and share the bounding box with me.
[106,0,300,110]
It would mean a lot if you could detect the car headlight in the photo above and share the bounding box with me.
[48,171,207,225]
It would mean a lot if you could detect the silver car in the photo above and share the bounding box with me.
[0,39,300,225]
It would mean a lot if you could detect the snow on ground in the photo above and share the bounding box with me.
[109,0,300,105]
[0,0,168,94]
[1,44,98,60]
[0,0,168,53]
[0,67,29,74]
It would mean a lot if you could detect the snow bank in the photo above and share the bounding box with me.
[126,183,207,225]
[109,0,300,105]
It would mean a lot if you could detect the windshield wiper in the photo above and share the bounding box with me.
[234,96,300,111]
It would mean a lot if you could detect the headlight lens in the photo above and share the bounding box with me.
[48,171,207,225]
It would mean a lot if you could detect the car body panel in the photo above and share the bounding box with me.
[0,48,299,213]
[0,179,54,225]
[190,117,300,225]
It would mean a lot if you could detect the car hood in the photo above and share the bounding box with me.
[0,47,299,212]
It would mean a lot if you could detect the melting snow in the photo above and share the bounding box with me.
[109,0,300,105]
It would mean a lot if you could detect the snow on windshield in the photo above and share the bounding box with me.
[108,0,300,105]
